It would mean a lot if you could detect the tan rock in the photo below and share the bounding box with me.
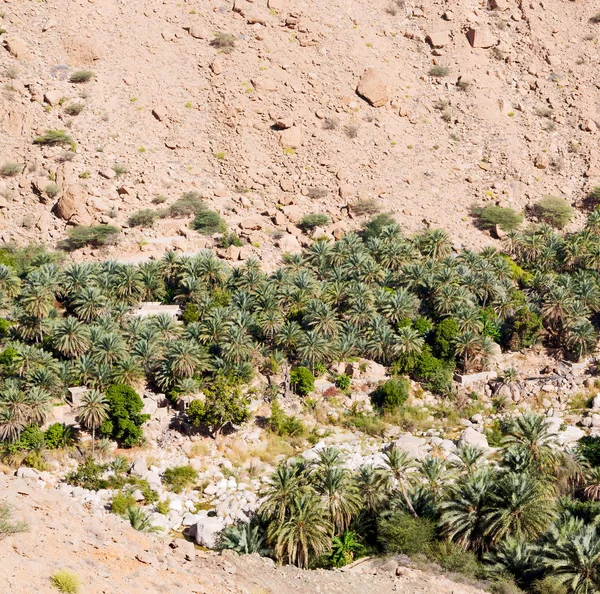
[152,105,168,122]
[466,28,497,49]
[3,37,31,60]
[277,233,302,253]
[44,90,63,106]
[426,31,451,48]
[281,205,303,222]
[239,216,263,231]
[584,119,597,133]
[42,19,57,32]
[279,127,302,149]
[210,58,223,75]
[54,185,87,222]
[356,69,389,107]
[268,0,285,10]
[339,183,356,199]
[189,25,207,39]
[534,154,549,170]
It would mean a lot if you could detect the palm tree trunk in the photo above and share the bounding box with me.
[92,425,95,458]
[400,483,418,518]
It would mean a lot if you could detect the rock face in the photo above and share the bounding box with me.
[191,516,225,548]
[458,427,489,450]
[356,69,389,107]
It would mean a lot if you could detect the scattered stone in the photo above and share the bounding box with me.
[3,37,31,60]
[356,69,389,107]
[458,427,489,450]
[279,127,302,149]
[426,31,451,48]
[466,28,497,49]
[44,90,63,106]
[190,517,225,549]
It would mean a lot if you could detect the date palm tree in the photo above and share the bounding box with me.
[259,463,307,524]
[268,492,331,568]
[296,330,329,374]
[0,408,25,442]
[52,317,91,358]
[382,447,418,517]
[76,389,109,457]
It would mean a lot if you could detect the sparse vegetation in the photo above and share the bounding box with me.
[50,570,81,593]
[111,163,128,177]
[64,102,85,116]
[69,70,93,83]
[349,198,381,216]
[210,32,236,53]
[34,130,74,147]
[298,213,330,231]
[59,225,120,251]
[45,183,60,199]
[0,503,28,539]
[128,209,158,228]
[163,192,205,218]
[0,161,22,177]
[473,205,524,232]
[191,209,227,235]
[162,465,198,493]
[429,65,449,77]
[534,195,574,229]
[322,117,339,130]
[344,123,359,138]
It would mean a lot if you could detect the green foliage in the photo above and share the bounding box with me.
[329,531,365,567]
[65,458,107,491]
[0,161,22,177]
[192,210,227,235]
[99,385,149,448]
[334,373,351,391]
[156,499,171,514]
[187,377,249,438]
[429,65,450,77]
[45,183,59,199]
[34,130,74,147]
[412,347,454,394]
[377,511,436,555]
[432,318,459,360]
[290,366,314,396]
[218,232,243,248]
[69,70,93,83]
[128,209,158,228]
[111,491,137,516]
[50,570,81,593]
[370,378,409,411]
[427,540,481,577]
[162,465,198,493]
[60,225,120,251]
[210,32,236,53]
[218,522,266,554]
[268,399,306,437]
[64,102,84,116]
[532,576,568,594]
[163,192,206,217]
[474,205,523,232]
[298,214,330,231]
[0,503,28,539]
[535,195,574,229]
[578,436,600,467]
[361,213,399,240]
[182,303,200,324]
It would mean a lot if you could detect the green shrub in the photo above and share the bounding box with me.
[210,32,236,53]
[128,209,158,228]
[489,578,525,594]
[290,366,315,396]
[429,65,449,77]
[432,318,459,360]
[162,465,198,493]
[413,347,454,394]
[427,540,480,577]
[534,195,574,229]
[298,214,330,231]
[64,102,85,116]
[532,576,568,594]
[50,570,81,593]
[156,499,171,514]
[46,183,60,199]
[112,163,128,177]
[65,458,108,491]
[163,192,205,217]
[377,511,435,555]
[361,213,399,239]
[349,198,381,216]
[343,411,387,437]
[60,225,120,251]
[371,378,409,411]
[334,373,351,391]
[69,70,93,83]
[192,210,227,234]
[218,232,243,248]
[34,130,74,147]
[0,161,22,177]
[474,205,523,232]
[99,384,149,447]
[111,491,137,516]
[23,451,48,471]
[578,435,600,467]
[44,423,74,449]
[268,400,306,437]
[182,303,200,324]
[505,305,542,350]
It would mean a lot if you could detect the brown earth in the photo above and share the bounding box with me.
[1,0,599,262]
[1,473,487,594]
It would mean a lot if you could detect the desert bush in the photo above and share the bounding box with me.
[164,192,205,217]
[0,503,28,540]
[34,130,74,147]
[210,32,236,53]
[192,210,227,234]
[0,161,22,177]
[128,209,158,228]
[344,123,359,138]
[298,213,329,231]
[370,378,409,411]
[44,423,74,449]
[268,400,306,437]
[361,213,399,239]
[65,458,108,490]
[488,578,524,594]
[290,366,315,396]
[45,183,60,199]
[534,195,574,229]
[587,187,600,206]
[427,540,481,577]
[152,194,168,205]
[429,65,450,77]
[377,511,435,555]
[578,435,600,467]
[218,232,243,248]
[60,225,120,251]
[64,102,84,116]
[349,198,381,216]
[532,576,567,594]
[156,499,171,514]
[50,570,81,593]
[322,117,339,130]
[306,187,329,199]
[591,12,600,23]
[111,163,128,177]
[473,205,523,232]
[334,373,351,391]
[162,465,198,493]
[111,491,137,516]
[69,70,93,83]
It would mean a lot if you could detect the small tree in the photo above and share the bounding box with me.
[535,196,574,229]
[99,384,149,447]
[76,390,108,457]
[187,377,249,438]
[290,366,314,396]
[371,378,409,411]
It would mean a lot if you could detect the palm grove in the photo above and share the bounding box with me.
[1,212,600,590]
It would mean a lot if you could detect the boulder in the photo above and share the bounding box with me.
[279,127,302,149]
[426,31,451,48]
[466,28,497,49]
[458,427,489,450]
[54,185,88,222]
[356,69,389,107]
[44,90,63,106]
[190,516,225,548]
[16,467,40,480]
[392,435,429,460]
[592,395,600,410]
[3,37,31,60]
[557,426,584,446]
[277,233,302,253]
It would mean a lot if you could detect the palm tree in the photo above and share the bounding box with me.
[156,340,211,390]
[73,286,107,323]
[566,318,597,361]
[52,317,91,358]
[268,492,332,568]
[125,506,161,533]
[382,447,418,517]
[485,537,541,584]
[313,467,362,534]
[296,330,329,374]
[483,473,555,545]
[440,469,493,553]
[20,284,55,341]
[329,531,365,567]
[583,467,600,501]
[26,387,53,425]
[451,444,486,475]
[259,463,306,524]
[355,465,388,513]
[76,390,109,457]
[219,522,266,554]
[0,408,25,442]
[545,524,600,594]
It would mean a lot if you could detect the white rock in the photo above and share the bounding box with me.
[458,427,489,450]
[392,434,430,459]
[191,517,225,548]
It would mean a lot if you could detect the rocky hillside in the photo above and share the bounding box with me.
[0,473,487,594]
[1,0,599,261]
